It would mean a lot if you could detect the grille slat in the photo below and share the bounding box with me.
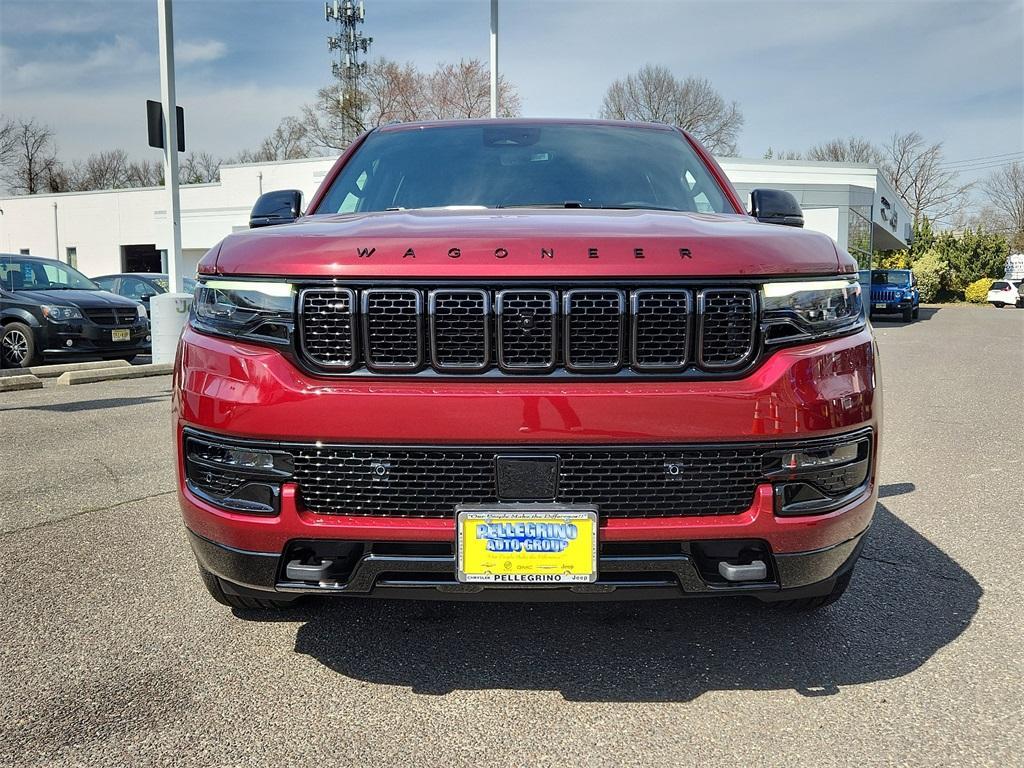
[292,445,767,518]
[497,289,557,371]
[297,284,759,376]
[698,289,756,369]
[563,289,625,371]
[632,289,691,371]
[362,289,423,371]
[84,307,138,326]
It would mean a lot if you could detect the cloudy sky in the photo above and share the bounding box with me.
[1,0,1021,191]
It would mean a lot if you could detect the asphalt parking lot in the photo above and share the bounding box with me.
[1,305,1022,767]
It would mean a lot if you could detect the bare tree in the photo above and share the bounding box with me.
[236,117,313,163]
[302,57,521,152]
[983,161,1024,251]
[0,118,61,194]
[763,147,803,160]
[66,149,131,190]
[423,58,521,120]
[179,151,222,184]
[0,116,17,168]
[124,158,163,187]
[599,65,744,155]
[881,131,971,224]
[807,136,883,165]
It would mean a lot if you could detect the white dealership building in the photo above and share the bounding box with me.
[0,156,911,277]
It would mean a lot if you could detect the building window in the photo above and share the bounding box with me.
[19,248,30,255]
[847,206,873,268]
[66,247,78,269]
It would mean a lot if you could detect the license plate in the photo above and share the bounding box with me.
[456,505,598,584]
[111,329,131,342]
[874,303,886,309]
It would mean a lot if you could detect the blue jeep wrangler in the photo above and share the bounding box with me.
[859,269,920,322]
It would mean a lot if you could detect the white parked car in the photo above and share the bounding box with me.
[987,280,1023,308]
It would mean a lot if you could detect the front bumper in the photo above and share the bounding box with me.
[38,318,151,357]
[175,325,880,600]
[187,525,868,602]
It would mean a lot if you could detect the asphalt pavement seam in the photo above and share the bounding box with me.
[859,554,967,584]
[0,489,175,537]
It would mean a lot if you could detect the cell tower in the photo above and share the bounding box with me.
[325,0,372,145]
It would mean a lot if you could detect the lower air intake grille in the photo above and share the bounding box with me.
[292,445,766,519]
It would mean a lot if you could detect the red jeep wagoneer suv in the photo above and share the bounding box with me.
[175,119,879,611]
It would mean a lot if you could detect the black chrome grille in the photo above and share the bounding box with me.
[292,445,766,518]
[429,289,490,371]
[632,289,691,371]
[84,307,138,326]
[497,289,557,370]
[563,289,625,370]
[297,284,760,376]
[299,288,355,368]
[698,289,756,368]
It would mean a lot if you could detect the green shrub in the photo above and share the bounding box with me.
[911,249,948,303]
[964,278,994,303]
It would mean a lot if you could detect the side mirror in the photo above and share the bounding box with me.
[250,189,302,228]
[750,189,804,228]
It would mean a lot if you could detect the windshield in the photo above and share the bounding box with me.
[872,271,911,286]
[315,123,734,215]
[0,256,99,291]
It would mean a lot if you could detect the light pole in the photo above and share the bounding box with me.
[490,0,498,118]
[157,0,182,294]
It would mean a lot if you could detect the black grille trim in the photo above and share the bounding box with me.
[298,288,358,370]
[428,289,491,372]
[361,288,424,371]
[630,289,692,371]
[495,289,558,372]
[295,282,763,378]
[697,288,757,370]
[563,289,626,372]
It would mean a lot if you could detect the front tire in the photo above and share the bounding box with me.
[902,307,913,322]
[1,322,40,368]
[912,306,920,319]
[197,566,295,610]
[993,302,1005,308]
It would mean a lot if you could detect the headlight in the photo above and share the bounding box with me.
[761,278,864,342]
[192,279,294,343]
[41,305,83,322]
[137,303,148,320]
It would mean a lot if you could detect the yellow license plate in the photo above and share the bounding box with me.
[111,329,131,342]
[456,505,598,584]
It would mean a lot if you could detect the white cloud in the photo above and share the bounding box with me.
[177,40,227,65]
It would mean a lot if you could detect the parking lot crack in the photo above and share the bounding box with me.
[859,553,966,584]
[0,490,175,537]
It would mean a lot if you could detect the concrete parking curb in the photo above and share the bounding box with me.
[56,363,174,385]
[28,359,132,378]
[0,374,44,392]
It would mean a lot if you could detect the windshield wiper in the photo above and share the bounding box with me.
[496,201,684,212]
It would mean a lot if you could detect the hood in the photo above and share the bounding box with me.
[212,209,842,278]
[14,288,141,310]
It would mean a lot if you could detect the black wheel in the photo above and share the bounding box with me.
[1,322,39,368]
[994,302,1005,308]
[197,566,295,610]
[771,568,853,611]
[901,307,913,322]
[912,306,919,319]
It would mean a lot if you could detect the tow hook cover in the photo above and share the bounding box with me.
[718,560,768,582]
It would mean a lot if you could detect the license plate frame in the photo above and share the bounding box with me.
[111,329,131,342]
[874,303,886,310]
[456,504,598,585]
